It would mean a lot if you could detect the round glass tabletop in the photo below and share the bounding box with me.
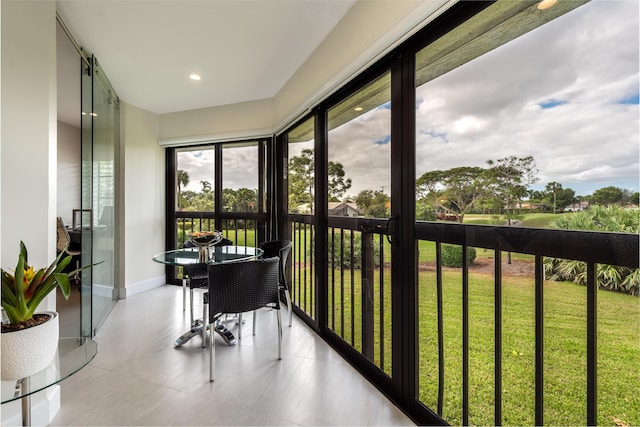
[152,245,263,266]
[1,337,97,403]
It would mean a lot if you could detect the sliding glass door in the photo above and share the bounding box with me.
[80,55,119,337]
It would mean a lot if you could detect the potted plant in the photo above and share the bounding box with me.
[1,241,98,380]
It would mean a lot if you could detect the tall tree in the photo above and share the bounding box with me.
[545,181,562,214]
[591,186,624,206]
[328,161,352,202]
[555,187,576,211]
[416,166,489,223]
[288,149,315,212]
[354,189,390,218]
[176,169,190,211]
[487,155,538,263]
[288,149,352,211]
[235,188,258,211]
[487,155,539,223]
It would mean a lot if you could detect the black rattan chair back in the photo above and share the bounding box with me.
[259,240,292,289]
[207,257,280,318]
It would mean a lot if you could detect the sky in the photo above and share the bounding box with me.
[181,0,639,200]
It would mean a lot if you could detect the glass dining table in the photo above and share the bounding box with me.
[152,245,263,347]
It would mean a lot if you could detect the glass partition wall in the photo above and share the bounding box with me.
[80,55,119,337]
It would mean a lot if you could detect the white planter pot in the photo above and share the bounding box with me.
[1,311,59,380]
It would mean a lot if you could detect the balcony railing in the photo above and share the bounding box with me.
[288,213,639,426]
[174,211,266,248]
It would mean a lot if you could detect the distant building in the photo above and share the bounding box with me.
[294,202,361,216]
[564,201,590,212]
[328,202,361,217]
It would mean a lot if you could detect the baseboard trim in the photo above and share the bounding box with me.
[0,385,60,426]
[123,276,166,297]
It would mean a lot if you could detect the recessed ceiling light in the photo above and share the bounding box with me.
[189,73,201,81]
[537,0,557,10]
[354,106,363,111]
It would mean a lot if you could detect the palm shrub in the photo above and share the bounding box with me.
[441,244,476,268]
[544,206,639,295]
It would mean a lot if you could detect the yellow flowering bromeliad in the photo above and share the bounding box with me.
[1,241,97,325]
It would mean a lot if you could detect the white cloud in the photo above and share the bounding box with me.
[412,0,639,196]
[183,0,639,199]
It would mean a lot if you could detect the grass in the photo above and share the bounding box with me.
[417,270,640,426]
[291,236,639,426]
[461,213,566,228]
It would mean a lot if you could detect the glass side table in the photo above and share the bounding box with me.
[1,337,97,426]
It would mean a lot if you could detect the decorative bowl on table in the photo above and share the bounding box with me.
[189,231,223,262]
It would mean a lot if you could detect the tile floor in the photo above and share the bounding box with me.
[49,285,415,426]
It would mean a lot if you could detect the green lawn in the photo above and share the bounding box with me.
[462,213,566,228]
[417,270,640,426]
[292,254,640,426]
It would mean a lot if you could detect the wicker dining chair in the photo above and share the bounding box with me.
[259,240,293,327]
[182,237,233,327]
[205,257,282,382]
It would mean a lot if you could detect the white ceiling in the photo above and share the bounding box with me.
[56,0,356,116]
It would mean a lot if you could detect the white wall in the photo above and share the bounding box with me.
[1,1,61,425]
[159,98,273,144]
[57,121,81,226]
[120,102,165,296]
[1,0,57,303]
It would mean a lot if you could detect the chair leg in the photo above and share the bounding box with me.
[209,321,216,382]
[284,289,293,327]
[238,313,242,339]
[202,301,207,348]
[182,278,187,312]
[189,287,195,327]
[252,310,256,336]
[276,309,282,360]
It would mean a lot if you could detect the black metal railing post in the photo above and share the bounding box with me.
[535,255,544,426]
[494,249,503,426]
[362,230,375,362]
[587,261,598,426]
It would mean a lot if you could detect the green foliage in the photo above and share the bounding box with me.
[329,231,381,269]
[354,189,390,218]
[441,244,476,267]
[1,241,100,324]
[176,169,190,211]
[544,181,576,213]
[416,166,491,222]
[288,149,352,210]
[416,199,437,221]
[545,206,639,295]
[222,187,258,211]
[591,186,624,206]
[288,149,315,210]
[327,161,352,201]
[487,156,539,218]
[552,205,639,232]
